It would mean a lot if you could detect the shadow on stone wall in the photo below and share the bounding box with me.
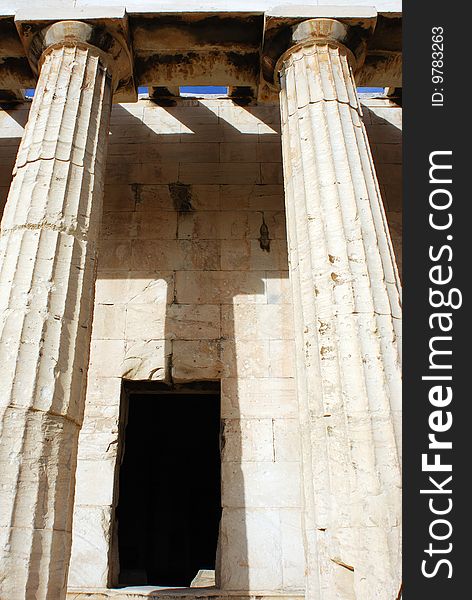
[71,98,293,594]
[109,100,288,594]
[362,104,403,277]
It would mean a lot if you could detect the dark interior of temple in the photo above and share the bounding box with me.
[117,391,221,587]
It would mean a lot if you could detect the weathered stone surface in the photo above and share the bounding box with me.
[220,184,285,212]
[122,339,169,380]
[131,240,220,271]
[0,40,112,599]
[273,419,301,462]
[265,273,292,304]
[190,569,216,588]
[125,303,167,340]
[65,94,312,591]
[221,419,274,462]
[221,339,271,378]
[219,508,284,591]
[167,304,221,340]
[279,509,306,590]
[95,273,173,306]
[221,378,298,420]
[89,340,126,378]
[67,592,303,600]
[172,339,222,381]
[175,271,267,305]
[68,505,112,590]
[222,462,301,508]
[93,304,127,340]
[277,19,402,600]
[221,239,288,271]
[178,211,250,240]
[74,459,116,506]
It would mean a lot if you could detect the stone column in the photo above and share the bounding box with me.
[0,20,130,600]
[275,19,402,600]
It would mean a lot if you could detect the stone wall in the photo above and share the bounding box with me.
[0,95,402,593]
[362,97,403,276]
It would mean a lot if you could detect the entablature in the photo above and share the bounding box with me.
[0,3,402,104]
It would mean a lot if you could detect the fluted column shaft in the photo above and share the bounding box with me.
[0,38,112,599]
[277,19,402,600]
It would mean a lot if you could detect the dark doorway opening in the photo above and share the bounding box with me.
[116,383,221,587]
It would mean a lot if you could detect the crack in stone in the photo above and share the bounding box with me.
[14,154,97,174]
[2,221,88,242]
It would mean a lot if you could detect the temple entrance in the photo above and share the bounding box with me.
[116,384,221,587]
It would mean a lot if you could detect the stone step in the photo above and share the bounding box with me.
[66,589,304,600]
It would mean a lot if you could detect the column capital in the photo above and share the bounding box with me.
[262,17,375,88]
[15,10,136,102]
